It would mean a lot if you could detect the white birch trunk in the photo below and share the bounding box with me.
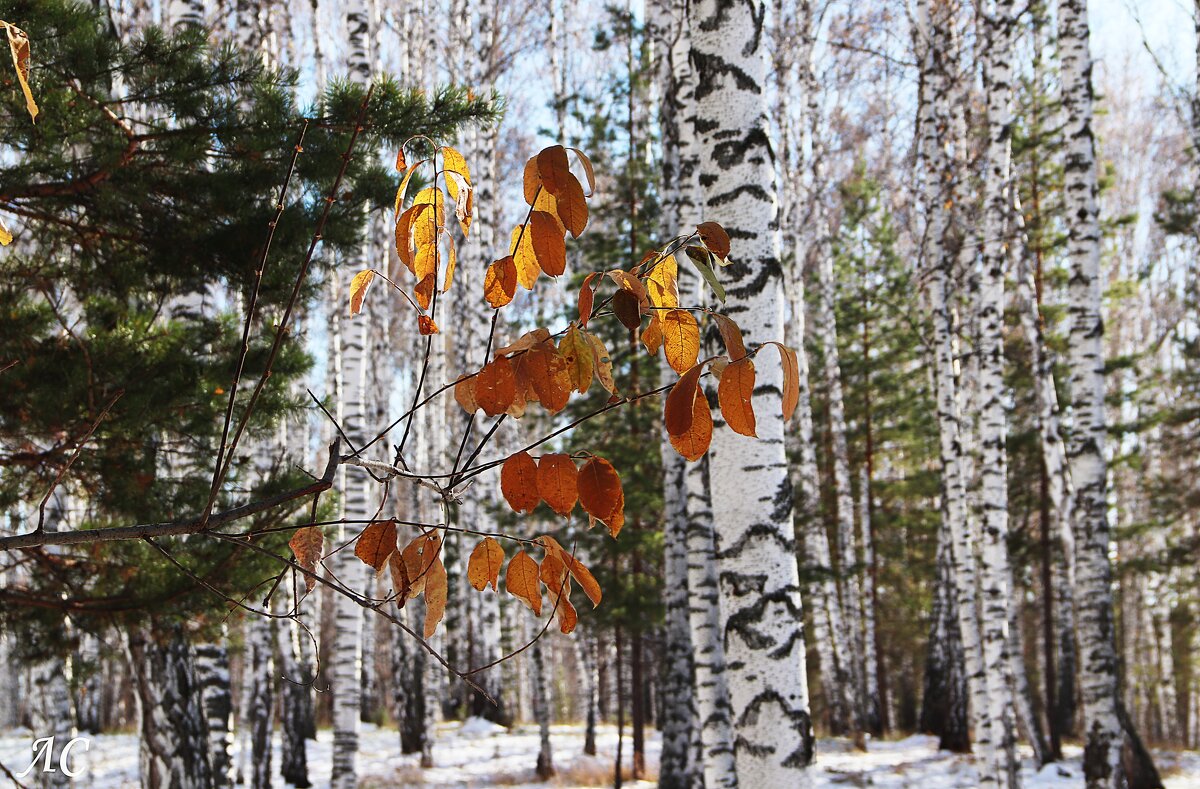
[193,637,234,789]
[1058,0,1131,783]
[688,2,814,781]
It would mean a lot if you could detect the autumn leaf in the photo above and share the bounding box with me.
[566,147,596,195]
[768,341,801,421]
[578,272,599,327]
[662,309,701,374]
[669,390,713,461]
[684,245,726,302]
[540,550,577,634]
[697,221,731,261]
[394,162,421,213]
[348,270,375,316]
[537,453,578,517]
[607,270,649,309]
[530,210,566,277]
[441,146,471,201]
[355,519,397,572]
[414,272,435,311]
[496,328,552,357]
[613,289,641,331]
[484,256,518,308]
[395,148,408,172]
[468,537,505,592]
[511,224,541,290]
[388,550,411,603]
[522,156,541,204]
[441,234,457,292]
[475,356,517,416]
[288,526,324,592]
[501,451,541,514]
[532,188,565,235]
[506,549,543,615]
[711,313,746,360]
[395,203,427,272]
[577,457,626,538]
[587,334,617,394]
[399,531,443,600]
[538,535,603,607]
[641,318,664,355]
[646,255,679,310]
[559,324,594,394]
[5,23,37,123]
[412,186,446,226]
[418,315,439,335]
[535,145,573,196]
[525,347,571,413]
[718,358,757,437]
[424,556,448,637]
[665,361,707,436]
[454,375,479,413]
[0,219,11,246]
[554,172,589,237]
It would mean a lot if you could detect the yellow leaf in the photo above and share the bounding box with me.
[511,225,541,290]
[641,318,663,355]
[559,324,594,394]
[424,556,448,637]
[646,255,679,310]
[348,270,375,316]
[5,23,37,123]
[662,309,701,374]
[468,537,504,592]
[442,234,457,292]
[441,146,471,200]
[0,219,13,246]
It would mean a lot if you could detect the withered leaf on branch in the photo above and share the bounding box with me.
[354,519,397,572]
[538,535,603,607]
[501,451,541,514]
[718,357,757,437]
[288,526,324,592]
[506,549,543,615]
[348,270,375,316]
[664,361,707,436]
[540,550,577,634]
[537,453,578,517]
[669,389,713,461]
[576,457,625,538]
[467,537,505,592]
[662,309,700,374]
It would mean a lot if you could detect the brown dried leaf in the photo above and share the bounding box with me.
[665,362,706,436]
[476,356,517,416]
[354,519,397,572]
[712,313,746,360]
[501,451,541,514]
[576,457,625,539]
[537,453,578,517]
[288,526,324,592]
[467,537,505,592]
[718,358,757,437]
[697,221,731,260]
[505,549,543,615]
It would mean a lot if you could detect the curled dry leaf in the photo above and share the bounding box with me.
[537,453,578,517]
[559,324,594,394]
[669,390,713,461]
[395,148,408,172]
[696,221,731,260]
[665,361,707,436]
[476,356,517,417]
[288,526,324,593]
[5,23,37,123]
[718,358,757,437]
[662,309,700,374]
[424,556,448,637]
[711,313,746,360]
[506,549,543,616]
[501,451,541,514]
[774,342,801,421]
[484,256,518,308]
[566,147,596,195]
[468,537,505,592]
[496,327,552,357]
[577,457,625,539]
[540,550,577,634]
[578,272,599,327]
[418,315,439,335]
[348,269,375,316]
[354,519,397,572]
[538,535,603,607]
[396,531,443,601]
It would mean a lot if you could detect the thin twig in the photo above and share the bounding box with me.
[35,389,123,533]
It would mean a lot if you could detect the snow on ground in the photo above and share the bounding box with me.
[3,723,1200,788]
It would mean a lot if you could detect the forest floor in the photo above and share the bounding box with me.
[2,721,1200,787]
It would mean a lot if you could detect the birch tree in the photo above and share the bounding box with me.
[689,1,814,781]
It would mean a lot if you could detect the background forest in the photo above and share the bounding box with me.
[0,0,1198,788]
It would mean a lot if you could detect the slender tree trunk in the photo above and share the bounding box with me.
[194,637,235,789]
[241,615,275,789]
[921,514,970,752]
[577,638,599,756]
[531,640,555,780]
[1058,0,1157,785]
[277,582,312,788]
[689,2,814,781]
[685,456,738,789]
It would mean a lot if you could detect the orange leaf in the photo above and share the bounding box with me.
[536,145,573,196]
[418,315,439,335]
[506,549,543,615]
[537,453,578,517]
[522,155,541,204]
[414,273,435,311]
[718,358,757,437]
[646,255,679,310]
[662,309,701,374]
[467,537,505,592]
[525,347,571,413]
[577,457,626,539]
[641,318,663,355]
[697,221,731,260]
[501,451,541,514]
[484,256,518,308]
[566,147,596,195]
[424,556,448,637]
[539,550,577,634]
[712,313,746,360]
[349,269,375,316]
[511,225,541,290]
[578,272,599,327]
[669,390,713,461]
[554,173,589,237]
[538,535,603,607]
[288,526,324,592]
[532,188,565,234]
[398,532,442,600]
[454,375,479,413]
[559,324,594,394]
[769,341,801,420]
[354,519,397,572]
[530,210,566,277]
[665,362,707,436]
[476,357,517,416]
[395,148,408,172]
[496,328,553,357]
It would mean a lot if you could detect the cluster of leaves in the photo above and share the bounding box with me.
[330,142,802,646]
